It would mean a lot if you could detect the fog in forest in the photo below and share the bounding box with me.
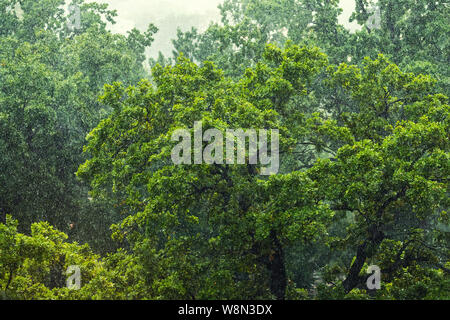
[93,0,360,58]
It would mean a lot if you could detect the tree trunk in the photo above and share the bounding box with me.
[268,230,286,300]
[342,241,368,293]
[343,227,385,293]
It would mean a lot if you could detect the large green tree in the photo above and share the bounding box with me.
[79,40,449,298]
[0,0,157,252]
[310,54,449,298]
[78,43,333,299]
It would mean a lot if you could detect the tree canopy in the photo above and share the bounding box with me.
[0,0,448,300]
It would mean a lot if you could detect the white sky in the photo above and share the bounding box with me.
[89,0,360,58]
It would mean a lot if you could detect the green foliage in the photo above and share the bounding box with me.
[0,215,103,299]
[77,44,333,299]
[0,0,156,252]
[1,0,448,300]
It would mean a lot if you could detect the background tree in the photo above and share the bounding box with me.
[0,0,157,253]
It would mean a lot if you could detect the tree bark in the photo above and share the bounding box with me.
[342,241,368,293]
[343,227,385,293]
[268,230,287,300]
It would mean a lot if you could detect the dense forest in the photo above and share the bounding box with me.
[0,0,448,300]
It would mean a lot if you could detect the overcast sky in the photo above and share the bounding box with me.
[89,0,360,59]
